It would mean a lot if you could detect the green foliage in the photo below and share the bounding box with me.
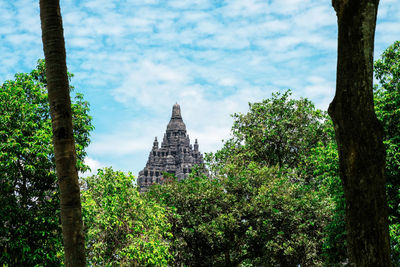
[211,90,328,170]
[149,165,330,266]
[148,171,228,266]
[303,41,400,265]
[374,40,400,264]
[81,167,173,266]
[0,60,93,265]
[149,92,333,266]
[2,43,398,266]
[300,121,346,265]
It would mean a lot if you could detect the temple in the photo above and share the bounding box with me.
[137,103,204,192]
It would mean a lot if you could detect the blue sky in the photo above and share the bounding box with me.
[1,0,399,176]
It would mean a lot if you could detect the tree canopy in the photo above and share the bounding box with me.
[149,91,333,266]
[81,168,172,266]
[1,41,400,266]
[0,60,93,265]
[374,40,400,264]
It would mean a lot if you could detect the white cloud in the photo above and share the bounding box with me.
[112,59,191,109]
[69,37,96,48]
[303,76,335,110]
[219,77,237,87]
[269,0,311,15]
[221,0,269,17]
[82,0,116,13]
[80,157,105,177]
[89,137,150,156]
[168,0,212,9]
[293,5,335,30]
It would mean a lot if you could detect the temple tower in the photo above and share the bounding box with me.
[137,103,204,192]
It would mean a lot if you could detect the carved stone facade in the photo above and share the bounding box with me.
[137,103,204,192]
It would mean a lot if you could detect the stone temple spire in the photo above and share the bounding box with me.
[137,103,204,192]
[167,103,186,132]
[171,103,182,119]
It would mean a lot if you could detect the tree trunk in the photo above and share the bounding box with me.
[329,0,391,265]
[39,0,86,266]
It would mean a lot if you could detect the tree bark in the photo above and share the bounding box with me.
[329,0,391,265]
[39,0,86,266]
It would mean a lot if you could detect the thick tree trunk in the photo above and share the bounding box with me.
[39,0,86,266]
[329,0,391,265]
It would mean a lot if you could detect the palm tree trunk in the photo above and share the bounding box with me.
[39,0,86,265]
[329,0,391,265]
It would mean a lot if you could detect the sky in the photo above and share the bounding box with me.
[1,0,399,176]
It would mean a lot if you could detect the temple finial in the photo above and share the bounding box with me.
[171,103,182,119]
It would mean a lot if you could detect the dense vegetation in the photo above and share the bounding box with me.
[147,91,333,266]
[374,41,400,263]
[1,41,399,265]
[81,168,172,266]
[0,60,93,265]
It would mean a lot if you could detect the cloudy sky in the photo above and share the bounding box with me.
[1,0,399,176]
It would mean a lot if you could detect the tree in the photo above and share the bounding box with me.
[81,168,172,266]
[300,41,400,265]
[0,60,93,265]
[374,40,400,264]
[300,121,347,265]
[149,166,330,266]
[208,90,328,177]
[39,0,86,265]
[329,0,391,265]
[149,93,333,266]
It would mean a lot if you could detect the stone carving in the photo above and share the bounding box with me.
[137,103,204,192]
